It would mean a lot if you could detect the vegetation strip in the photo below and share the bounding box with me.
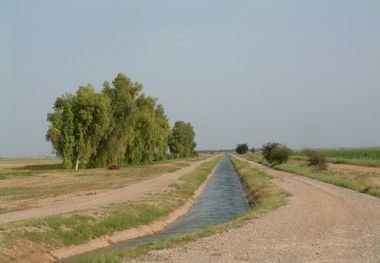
[292,148,380,167]
[73,155,289,263]
[244,153,380,198]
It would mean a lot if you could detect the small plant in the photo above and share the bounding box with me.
[250,147,256,153]
[107,164,120,170]
[236,143,249,154]
[304,149,327,170]
[262,143,291,165]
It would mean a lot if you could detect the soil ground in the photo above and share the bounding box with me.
[0,157,213,224]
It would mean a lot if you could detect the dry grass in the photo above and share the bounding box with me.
[0,159,193,214]
[244,153,380,198]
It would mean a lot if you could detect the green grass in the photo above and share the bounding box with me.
[1,156,221,260]
[73,155,289,263]
[293,147,380,167]
[20,204,170,246]
[243,153,380,198]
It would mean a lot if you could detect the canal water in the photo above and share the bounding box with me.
[66,154,250,262]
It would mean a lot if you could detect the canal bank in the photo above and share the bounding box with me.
[62,154,250,262]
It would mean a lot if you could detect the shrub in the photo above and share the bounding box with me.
[250,147,256,153]
[270,146,292,164]
[262,143,291,164]
[107,164,120,170]
[236,143,249,154]
[262,142,280,161]
[304,149,327,170]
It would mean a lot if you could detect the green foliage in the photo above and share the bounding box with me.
[304,149,327,170]
[250,147,256,153]
[168,121,197,158]
[323,148,380,160]
[46,73,177,169]
[262,143,291,164]
[46,87,112,169]
[235,143,249,154]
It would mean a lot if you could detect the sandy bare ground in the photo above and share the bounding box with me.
[0,157,216,225]
[136,155,380,263]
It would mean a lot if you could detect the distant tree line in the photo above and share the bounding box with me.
[46,73,196,169]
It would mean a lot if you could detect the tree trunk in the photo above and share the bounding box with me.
[75,157,80,170]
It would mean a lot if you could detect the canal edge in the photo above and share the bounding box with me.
[50,155,222,261]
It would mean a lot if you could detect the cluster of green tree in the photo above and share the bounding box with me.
[262,142,291,164]
[235,143,255,154]
[46,73,196,169]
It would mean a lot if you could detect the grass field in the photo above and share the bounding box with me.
[244,152,380,198]
[293,147,380,167]
[0,156,220,263]
[73,155,289,263]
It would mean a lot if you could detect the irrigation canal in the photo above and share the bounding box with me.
[65,154,250,262]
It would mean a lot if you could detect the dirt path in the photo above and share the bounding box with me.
[136,155,380,263]
[0,157,216,225]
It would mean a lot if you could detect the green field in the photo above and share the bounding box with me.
[243,152,380,198]
[293,147,380,167]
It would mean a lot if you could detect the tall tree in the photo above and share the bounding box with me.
[46,85,112,169]
[47,73,174,169]
[94,73,142,166]
[46,94,75,168]
[168,121,197,158]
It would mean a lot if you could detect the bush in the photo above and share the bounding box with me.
[304,149,327,170]
[262,143,291,164]
[236,143,249,154]
[107,164,120,170]
[250,147,256,153]
[262,142,280,161]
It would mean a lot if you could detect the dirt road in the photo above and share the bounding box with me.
[0,157,216,225]
[137,155,380,263]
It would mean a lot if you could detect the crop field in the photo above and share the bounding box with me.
[244,151,380,198]
[293,147,380,167]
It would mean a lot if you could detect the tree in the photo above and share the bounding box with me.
[250,147,256,153]
[46,94,75,169]
[235,143,249,154]
[125,95,170,164]
[168,121,196,158]
[46,86,112,169]
[304,149,327,170]
[47,73,173,169]
[94,73,142,166]
[262,142,280,162]
[269,145,291,164]
[262,142,291,164]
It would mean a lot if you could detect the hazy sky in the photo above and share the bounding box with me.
[1,1,379,157]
